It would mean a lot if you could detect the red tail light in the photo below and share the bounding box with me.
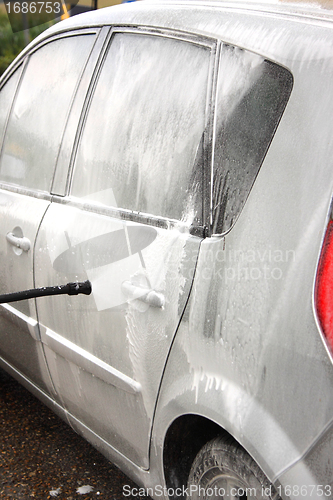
[315,219,333,353]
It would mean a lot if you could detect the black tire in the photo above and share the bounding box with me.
[187,436,281,500]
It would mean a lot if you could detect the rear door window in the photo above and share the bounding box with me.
[71,32,211,226]
[0,34,95,192]
[212,45,293,234]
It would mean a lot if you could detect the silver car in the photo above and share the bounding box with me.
[0,0,332,498]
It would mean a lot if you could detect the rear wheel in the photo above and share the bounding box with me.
[187,436,281,500]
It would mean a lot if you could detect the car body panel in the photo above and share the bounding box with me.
[0,189,53,392]
[34,200,202,467]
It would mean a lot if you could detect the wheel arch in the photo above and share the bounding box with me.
[162,414,231,498]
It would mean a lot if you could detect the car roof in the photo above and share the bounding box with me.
[36,0,333,37]
[4,0,333,82]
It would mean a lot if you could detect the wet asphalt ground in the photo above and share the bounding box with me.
[0,368,140,500]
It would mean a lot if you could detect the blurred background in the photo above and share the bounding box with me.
[0,0,125,76]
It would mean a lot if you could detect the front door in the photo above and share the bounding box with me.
[0,33,95,391]
[34,29,215,467]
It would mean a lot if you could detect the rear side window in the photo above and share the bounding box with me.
[71,32,211,225]
[0,34,95,192]
[212,45,293,234]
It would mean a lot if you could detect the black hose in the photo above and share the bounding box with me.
[0,280,92,304]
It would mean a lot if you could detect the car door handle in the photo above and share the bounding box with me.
[121,281,165,308]
[6,232,31,252]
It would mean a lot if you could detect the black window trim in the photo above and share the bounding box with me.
[0,61,26,172]
[51,194,205,237]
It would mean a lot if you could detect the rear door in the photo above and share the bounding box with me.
[0,32,97,391]
[35,29,215,467]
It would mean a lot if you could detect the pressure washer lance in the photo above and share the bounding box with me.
[0,280,92,304]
